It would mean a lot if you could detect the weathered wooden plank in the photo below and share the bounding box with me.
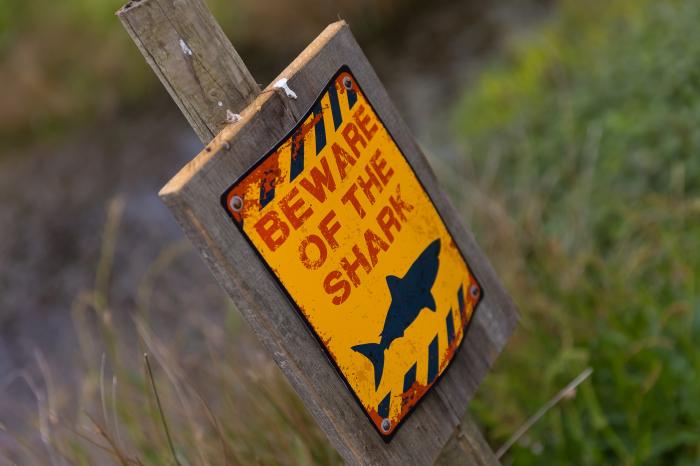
[437,416,501,466]
[158,21,517,465]
[117,0,260,143]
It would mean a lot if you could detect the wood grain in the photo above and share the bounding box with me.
[117,0,260,143]
[436,416,501,466]
[158,21,517,465]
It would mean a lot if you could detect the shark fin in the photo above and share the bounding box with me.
[386,275,401,298]
[424,292,437,312]
[352,343,385,389]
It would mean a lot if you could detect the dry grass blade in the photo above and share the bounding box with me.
[1,369,53,460]
[100,353,109,440]
[94,196,125,313]
[67,423,121,458]
[192,388,237,466]
[112,375,124,452]
[0,422,45,465]
[84,411,133,466]
[144,353,182,466]
[136,318,207,463]
[495,367,594,458]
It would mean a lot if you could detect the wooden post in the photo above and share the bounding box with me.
[437,417,501,466]
[118,1,514,464]
[118,0,259,142]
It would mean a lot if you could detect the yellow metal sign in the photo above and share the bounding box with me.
[222,67,482,439]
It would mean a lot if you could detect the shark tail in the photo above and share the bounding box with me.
[352,343,385,389]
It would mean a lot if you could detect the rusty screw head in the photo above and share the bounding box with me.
[469,284,480,299]
[342,76,353,90]
[229,195,243,212]
[381,418,391,433]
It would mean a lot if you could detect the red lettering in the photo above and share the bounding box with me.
[254,211,290,251]
[331,142,356,180]
[356,164,383,204]
[341,184,366,219]
[319,210,341,249]
[340,245,372,287]
[389,184,414,222]
[376,205,401,243]
[341,121,367,158]
[279,186,313,230]
[364,228,389,266]
[299,234,327,270]
[370,149,394,186]
[324,270,351,305]
[353,104,378,142]
[299,155,336,202]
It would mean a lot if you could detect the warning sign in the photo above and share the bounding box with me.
[221,66,482,439]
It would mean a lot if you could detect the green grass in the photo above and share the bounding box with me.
[448,0,700,464]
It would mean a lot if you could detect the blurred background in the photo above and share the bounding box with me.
[1,0,698,464]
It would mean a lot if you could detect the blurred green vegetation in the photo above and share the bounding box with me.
[0,0,156,149]
[0,0,412,152]
[451,0,700,463]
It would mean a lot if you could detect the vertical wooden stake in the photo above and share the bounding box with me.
[118,0,259,143]
[118,1,503,464]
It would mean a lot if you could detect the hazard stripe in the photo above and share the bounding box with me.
[378,392,391,418]
[259,178,275,208]
[312,101,326,155]
[458,284,465,312]
[446,309,455,345]
[328,83,343,130]
[259,82,347,207]
[347,87,357,109]
[390,283,471,420]
[290,130,305,181]
[427,335,439,384]
[403,362,417,393]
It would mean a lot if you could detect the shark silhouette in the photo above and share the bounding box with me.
[352,239,441,389]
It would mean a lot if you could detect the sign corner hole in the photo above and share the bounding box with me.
[381,418,391,433]
[230,195,243,212]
